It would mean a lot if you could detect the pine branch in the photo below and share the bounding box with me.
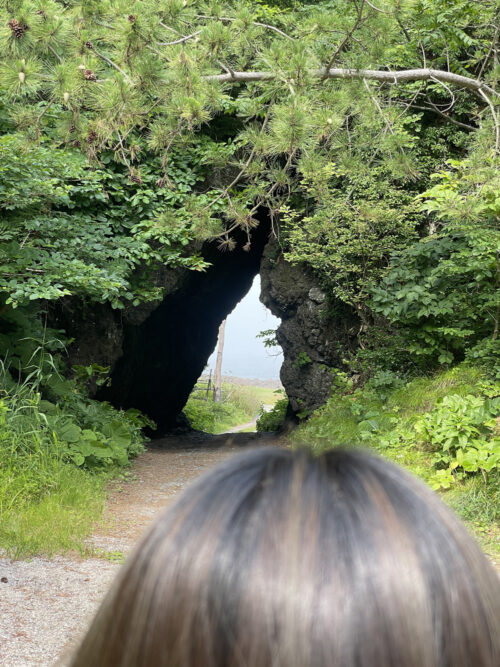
[92,48,131,81]
[157,30,202,46]
[204,67,499,98]
[48,45,62,63]
[321,0,367,80]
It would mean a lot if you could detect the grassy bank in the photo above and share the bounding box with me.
[292,365,500,559]
[0,377,146,558]
[184,382,282,433]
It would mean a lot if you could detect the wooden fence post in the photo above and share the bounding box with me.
[213,319,226,403]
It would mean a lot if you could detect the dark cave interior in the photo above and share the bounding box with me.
[98,218,272,434]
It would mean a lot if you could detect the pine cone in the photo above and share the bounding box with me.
[87,130,98,142]
[85,40,93,49]
[72,140,81,148]
[128,14,136,23]
[8,18,27,39]
[69,124,76,133]
[83,69,97,81]
[130,173,143,184]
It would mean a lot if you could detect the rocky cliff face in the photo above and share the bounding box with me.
[52,228,360,432]
[260,240,359,418]
[52,222,270,433]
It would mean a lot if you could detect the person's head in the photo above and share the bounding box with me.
[70,447,500,667]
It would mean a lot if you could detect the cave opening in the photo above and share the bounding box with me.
[204,274,283,384]
[98,214,279,434]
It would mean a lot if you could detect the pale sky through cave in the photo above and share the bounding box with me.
[206,275,283,380]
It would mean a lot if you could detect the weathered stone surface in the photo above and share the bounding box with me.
[51,226,360,432]
[48,265,183,396]
[51,223,271,433]
[260,240,359,417]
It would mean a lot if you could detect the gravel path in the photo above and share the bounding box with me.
[0,433,279,666]
[1,431,496,666]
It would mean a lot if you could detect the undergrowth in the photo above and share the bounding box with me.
[184,382,280,433]
[0,358,148,558]
[293,365,500,559]
[256,397,289,432]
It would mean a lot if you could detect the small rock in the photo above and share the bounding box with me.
[1,577,8,583]
[308,287,326,304]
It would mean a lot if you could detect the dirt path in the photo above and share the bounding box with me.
[0,432,281,667]
[226,419,257,433]
[226,405,275,434]
[1,432,497,666]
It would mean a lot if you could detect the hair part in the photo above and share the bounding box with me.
[69,447,500,667]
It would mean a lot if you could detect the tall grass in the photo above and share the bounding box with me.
[0,359,142,558]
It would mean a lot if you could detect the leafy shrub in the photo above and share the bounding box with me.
[184,383,282,433]
[295,365,500,490]
[293,365,500,557]
[415,394,500,489]
[370,158,500,376]
[183,397,245,433]
[256,398,288,432]
[0,339,149,555]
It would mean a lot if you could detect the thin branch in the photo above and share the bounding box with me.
[158,22,183,36]
[36,102,53,141]
[321,0,366,80]
[402,102,476,131]
[363,78,395,135]
[419,40,427,68]
[477,17,499,81]
[146,45,163,56]
[116,132,131,168]
[19,232,31,249]
[364,0,390,14]
[94,19,115,30]
[429,75,455,112]
[196,15,294,41]
[93,48,131,81]
[157,30,202,46]
[48,45,62,63]
[478,88,500,153]
[395,16,411,42]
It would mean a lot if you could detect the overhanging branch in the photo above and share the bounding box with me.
[204,67,498,98]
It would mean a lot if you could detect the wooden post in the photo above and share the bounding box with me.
[213,319,226,403]
[205,369,212,401]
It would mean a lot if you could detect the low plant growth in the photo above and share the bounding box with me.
[0,335,149,557]
[294,365,500,558]
[184,382,280,433]
[256,397,288,432]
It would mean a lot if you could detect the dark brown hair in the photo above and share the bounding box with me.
[70,447,500,666]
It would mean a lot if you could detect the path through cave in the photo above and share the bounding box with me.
[98,217,274,434]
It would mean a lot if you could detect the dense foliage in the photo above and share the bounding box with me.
[0,0,497,344]
[184,381,278,433]
[0,0,499,554]
[256,397,288,431]
[294,364,500,556]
